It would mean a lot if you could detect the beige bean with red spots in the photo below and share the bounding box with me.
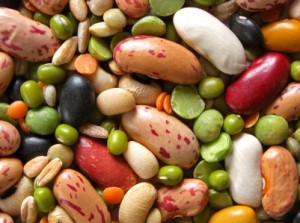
[0,52,14,96]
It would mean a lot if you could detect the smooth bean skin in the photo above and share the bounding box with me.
[261,146,298,218]
[263,82,300,121]
[121,105,200,169]
[208,205,257,223]
[113,35,202,84]
[37,63,66,84]
[0,8,60,62]
[0,52,14,96]
[59,74,95,127]
[20,80,44,108]
[173,7,246,75]
[50,14,74,40]
[225,133,263,207]
[34,187,56,213]
[262,19,300,53]
[0,120,20,156]
[115,0,149,18]
[229,14,263,47]
[28,0,68,15]
[53,169,111,223]
[157,179,208,222]
[225,52,290,115]
[55,124,79,146]
[0,157,23,193]
[235,0,286,11]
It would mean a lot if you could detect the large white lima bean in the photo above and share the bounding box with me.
[225,133,263,207]
[173,7,247,75]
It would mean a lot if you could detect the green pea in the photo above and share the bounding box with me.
[65,11,79,35]
[164,22,181,43]
[223,114,244,135]
[103,8,127,29]
[193,206,210,223]
[34,187,56,213]
[254,115,289,146]
[208,169,230,191]
[157,165,183,186]
[55,124,79,146]
[26,106,60,135]
[149,0,185,17]
[171,85,205,120]
[37,63,67,84]
[192,0,224,6]
[291,60,300,81]
[193,160,223,187]
[131,15,166,36]
[193,109,224,143]
[208,189,233,210]
[201,132,232,162]
[198,77,225,99]
[294,128,300,143]
[47,144,74,168]
[50,14,73,40]
[20,80,44,108]
[88,36,112,61]
[107,130,128,155]
[100,119,117,132]
[33,11,51,26]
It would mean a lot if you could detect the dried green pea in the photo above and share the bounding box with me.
[103,8,127,29]
[131,15,166,36]
[208,189,233,210]
[193,206,210,223]
[286,137,300,161]
[110,32,131,51]
[50,14,74,40]
[88,36,112,61]
[20,80,44,108]
[37,63,67,85]
[33,11,51,26]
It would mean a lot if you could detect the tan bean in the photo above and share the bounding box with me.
[79,123,109,139]
[23,156,49,178]
[209,0,239,21]
[96,88,136,116]
[13,57,28,75]
[157,179,208,222]
[261,146,298,218]
[87,0,114,16]
[119,182,157,223]
[146,208,162,223]
[89,22,123,37]
[118,74,162,106]
[20,196,38,223]
[88,66,118,94]
[123,141,159,179]
[47,144,74,168]
[43,84,57,107]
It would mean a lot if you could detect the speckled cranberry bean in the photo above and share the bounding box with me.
[0,52,14,96]
[0,120,21,156]
[235,0,286,11]
[113,35,202,84]
[157,178,208,222]
[28,0,68,15]
[0,157,23,193]
[115,0,149,18]
[0,8,61,62]
[122,105,199,169]
[53,169,111,223]
[261,146,298,218]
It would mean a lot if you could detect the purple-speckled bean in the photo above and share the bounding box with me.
[0,8,61,62]
[235,0,287,11]
[0,120,21,156]
[157,178,208,222]
[53,169,111,223]
[28,0,68,15]
[113,35,202,84]
[121,105,200,169]
[115,0,149,18]
[0,157,23,194]
[0,51,14,96]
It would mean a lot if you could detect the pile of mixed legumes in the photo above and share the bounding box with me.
[1,0,300,222]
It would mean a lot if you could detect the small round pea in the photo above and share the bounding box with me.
[254,115,289,146]
[34,187,56,213]
[223,114,244,135]
[107,130,128,155]
[198,77,224,99]
[50,14,73,40]
[100,119,117,133]
[208,169,230,191]
[291,61,300,81]
[103,8,127,29]
[55,124,79,145]
[157,165,183,186]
